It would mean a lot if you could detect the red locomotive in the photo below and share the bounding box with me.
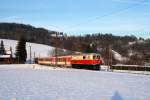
[37,53,102,70]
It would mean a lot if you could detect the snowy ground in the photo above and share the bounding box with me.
[0,64,150,100]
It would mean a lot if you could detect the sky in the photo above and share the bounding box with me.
[0,0,150,38]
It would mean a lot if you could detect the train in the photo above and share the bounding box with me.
[36,53,103,70]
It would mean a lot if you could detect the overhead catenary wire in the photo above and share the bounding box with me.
[45,0,150,38]
[66,0,148,31]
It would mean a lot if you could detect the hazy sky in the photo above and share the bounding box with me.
[0,0,150,38]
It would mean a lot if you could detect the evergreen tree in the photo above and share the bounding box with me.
[0,40,6,55]
[15,37,27,63]
[84,44,93,53]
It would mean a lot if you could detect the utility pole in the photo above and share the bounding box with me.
[34,52,35,64]
[108,45,112,71]
[50,32,64,67]
[55,32,58,67]
[29,46,32,64]
[55,32,63,67]
[9,46,13,64]
[10,46,13,58]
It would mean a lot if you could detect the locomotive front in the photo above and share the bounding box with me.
[71,53,102,70]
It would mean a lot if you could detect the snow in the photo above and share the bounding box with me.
[128,49,134,56]
[101,65,109,71]
[128,41,136,45]
[128,40,145,46]
[112,50,127,61]
[114,64,140,67]
[0,64,150,100]
[0,39,54,62]
[0,55,11,58]
[113,69,150,75]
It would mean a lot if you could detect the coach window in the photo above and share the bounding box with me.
[93,55,96,59]
[88,56,90,59]
[83,56,86,59]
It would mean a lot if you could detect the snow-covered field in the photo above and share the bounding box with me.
[0,64,150,100]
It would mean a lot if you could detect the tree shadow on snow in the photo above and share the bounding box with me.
[111,91,124,100]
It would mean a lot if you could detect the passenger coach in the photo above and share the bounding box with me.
[37,53,102,70]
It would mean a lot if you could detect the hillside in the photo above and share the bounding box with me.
[0,23,149,65]
[0,23,57,45]
[0,39,53,63]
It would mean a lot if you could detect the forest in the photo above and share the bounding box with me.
[0,23,149,65]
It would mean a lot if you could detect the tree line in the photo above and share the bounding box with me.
[0,22,149,65]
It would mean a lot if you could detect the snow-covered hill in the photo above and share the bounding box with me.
[0,39,54,62]
[112,50,127,62]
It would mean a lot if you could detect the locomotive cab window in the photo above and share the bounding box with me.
[93,55,96,59]
[97,55,100,59]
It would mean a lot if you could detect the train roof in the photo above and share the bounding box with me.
[72,53,101,56]
[38,53,101,59]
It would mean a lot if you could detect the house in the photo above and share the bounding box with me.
[0,55,12,64]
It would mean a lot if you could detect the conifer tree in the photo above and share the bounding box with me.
[15,37,27,63]
[0,40,6,55]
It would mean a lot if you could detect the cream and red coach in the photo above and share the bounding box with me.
[37,53,102,70]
